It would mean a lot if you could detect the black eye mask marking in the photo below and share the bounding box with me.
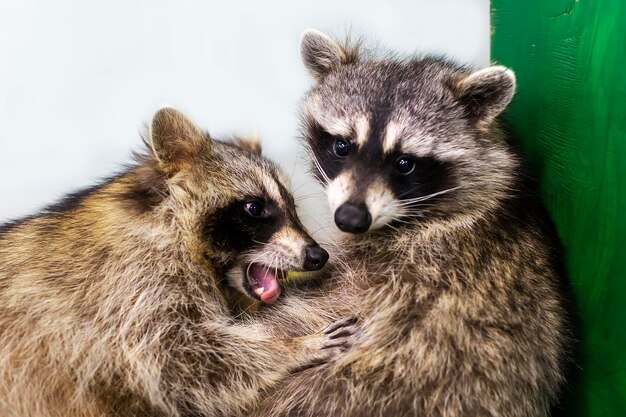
[208,199,285,254]
[306,119,454,217]
[386,154,454,207]
[333,137,351,158]
[306,122,352,181]
[243,200,266,217]
[394,156,416,175]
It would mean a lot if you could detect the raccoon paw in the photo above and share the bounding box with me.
[322,316,359,349]
[292,317,359,373]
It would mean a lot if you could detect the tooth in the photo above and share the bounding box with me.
[254,287,264,296]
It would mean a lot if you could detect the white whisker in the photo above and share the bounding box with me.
[305,148,330,185]
[396,186,462,205]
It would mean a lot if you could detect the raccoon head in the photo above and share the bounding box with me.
[298,30,518,234]
[144,107,328,304]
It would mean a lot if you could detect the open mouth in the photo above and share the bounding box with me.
[245,263,284,304]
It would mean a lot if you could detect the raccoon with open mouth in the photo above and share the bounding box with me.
[0,107,356,417]
[251,31,571,417]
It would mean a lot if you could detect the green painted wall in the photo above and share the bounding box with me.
[491,0,626,415]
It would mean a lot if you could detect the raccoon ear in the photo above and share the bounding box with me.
[234,134,262,155]
[454,66,516,124]
[149,107,209,171]
[300,29,349,81]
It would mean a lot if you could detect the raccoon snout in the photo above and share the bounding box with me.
[334,202,372,234]
[303,244,329,271]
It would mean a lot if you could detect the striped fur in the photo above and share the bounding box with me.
[0,107,355,417]
[249,30,571,417]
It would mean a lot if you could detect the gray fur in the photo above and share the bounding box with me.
[249,31,570,417]
[0,107,355,417]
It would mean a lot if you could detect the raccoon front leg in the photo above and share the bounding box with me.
[159,317,358,417]
[290,316,360,373]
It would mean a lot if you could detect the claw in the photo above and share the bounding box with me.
[323,316,358,335]
[327,328,356,340]
[292,317,360,374]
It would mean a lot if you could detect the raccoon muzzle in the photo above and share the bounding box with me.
[244,243,328,304]
[334,202,372,234]
[246,263,282,304]
[303,244,329,271]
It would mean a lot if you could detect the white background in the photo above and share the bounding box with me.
[0,0,488,233]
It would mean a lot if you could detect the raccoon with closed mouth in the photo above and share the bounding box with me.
[251,30,571,417]
[0,107,357,417]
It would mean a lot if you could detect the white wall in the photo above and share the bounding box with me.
[0,0,489,232]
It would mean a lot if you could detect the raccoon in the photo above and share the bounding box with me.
[250,30,571,417]
[0,107,357,417]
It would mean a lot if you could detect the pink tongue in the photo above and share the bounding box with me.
[249,264,281,304]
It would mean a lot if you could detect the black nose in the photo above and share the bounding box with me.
[334,202,372,234]
[303,244,329,271]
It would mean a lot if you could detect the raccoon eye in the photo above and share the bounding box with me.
[395,156,416,175]
[244,200,265,217]
[333,138,350,158]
